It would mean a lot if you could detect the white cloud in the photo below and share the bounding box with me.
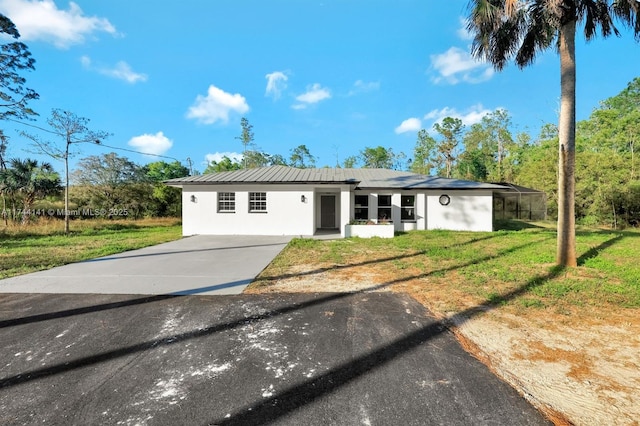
[456,17,473,41]
[81,56,147,84]
[128,131,173,156]
[205,152,243,164]
[424,104,492,126]
[265,71,288,99]
[394,117,422,134]
[186,85,249,125]
[101,61,147,83]
[293,83,331,109]
[0,0,117,48]
[348,79,380,95]
[430,47,494,85]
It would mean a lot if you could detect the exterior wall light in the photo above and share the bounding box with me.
[439,194,450,206]
[301,195,307,203]
[190,195,197,203]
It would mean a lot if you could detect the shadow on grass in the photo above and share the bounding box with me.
[0,232,621,424]
[493,219,548,231]
[0,221,181,244]
[577,233,625,266]
[575,228,640,237]
[257,233,506,286]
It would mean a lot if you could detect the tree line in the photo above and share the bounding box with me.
[1,154,188,224]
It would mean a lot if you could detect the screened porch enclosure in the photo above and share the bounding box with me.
[493,183,547,221]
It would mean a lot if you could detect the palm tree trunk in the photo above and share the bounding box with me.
[557,18,578,267]
[2,194,7,226]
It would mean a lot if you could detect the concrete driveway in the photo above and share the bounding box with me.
[0,292,550,425]
[0,235,291,296]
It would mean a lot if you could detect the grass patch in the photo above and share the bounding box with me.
[0,218,182,279]
[251,223,640,312]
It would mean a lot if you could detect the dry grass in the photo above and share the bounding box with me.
[0,216,179,236]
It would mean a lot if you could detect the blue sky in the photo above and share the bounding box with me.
[1,0,639,174]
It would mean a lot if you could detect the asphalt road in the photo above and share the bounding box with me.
[0,292,551,425]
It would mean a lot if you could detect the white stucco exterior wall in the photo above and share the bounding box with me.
[426,190,494,232]
[391,193,402,231]
[416,193,426,230]
[340,188,351,237]
[178,184,495,236]
[181,184,316,236]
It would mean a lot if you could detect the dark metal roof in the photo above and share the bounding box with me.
[491,182,545,193]
[165,166,507,190]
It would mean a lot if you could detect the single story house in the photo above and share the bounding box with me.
[164,166,509,237]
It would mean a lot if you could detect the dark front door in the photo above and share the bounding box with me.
[320,195,336,228]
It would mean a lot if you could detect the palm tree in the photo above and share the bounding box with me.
[5,158,61,223]
[466,0,639,266]
[0,166,12,225]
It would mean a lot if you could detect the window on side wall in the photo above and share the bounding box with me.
[355,194,369,220]
[218,192,235,212]
[249,192,267,212]
[378,194,392,221]
[401,195,415,222]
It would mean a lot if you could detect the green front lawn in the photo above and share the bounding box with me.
[0,218,182,279]
[251,221,640,312]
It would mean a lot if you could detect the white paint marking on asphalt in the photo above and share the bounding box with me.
[261,384,274,397]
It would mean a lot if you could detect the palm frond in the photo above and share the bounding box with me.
[579,0,620,39]
[467,0,639,70]
[612,0,640,39]
[491,11,528,68]
[512,2,553,67]
[468,0,559,69]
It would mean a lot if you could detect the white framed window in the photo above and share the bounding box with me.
[249,192,267,212]
[218,192,235,212]
[401,195,415,222]
[378,194,392,221]
[355,194,369,220]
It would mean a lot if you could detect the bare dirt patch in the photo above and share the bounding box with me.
[247,259,640,426]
